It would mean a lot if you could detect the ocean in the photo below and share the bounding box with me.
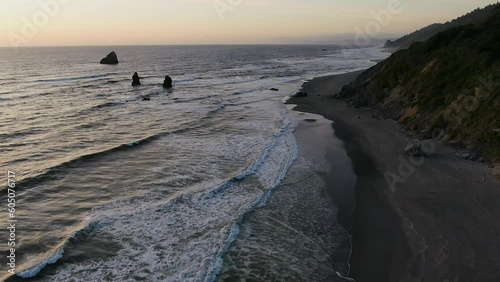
[0,45,387,281]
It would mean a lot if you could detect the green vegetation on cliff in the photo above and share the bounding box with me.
[341,5,500,159]
[384,2,500,50]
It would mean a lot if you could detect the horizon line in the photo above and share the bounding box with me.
[0,43,387,49]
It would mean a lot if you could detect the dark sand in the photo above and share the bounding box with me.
[287,71,500,282]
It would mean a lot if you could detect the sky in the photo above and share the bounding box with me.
[0,0,498,47]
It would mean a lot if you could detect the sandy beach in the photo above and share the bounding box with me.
[287,71,500,282]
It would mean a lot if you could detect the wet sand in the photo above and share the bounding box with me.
[287,71,500,282]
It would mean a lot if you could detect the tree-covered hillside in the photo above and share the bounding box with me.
[384,2,500,50]
[340,5,500,159]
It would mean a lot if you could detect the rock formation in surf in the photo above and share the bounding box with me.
[100,51,119,65]
[132,72,141,86]
[163,75,173,88]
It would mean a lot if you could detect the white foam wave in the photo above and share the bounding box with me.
[41,112,298,282]
[17,248,65,278]
[234,111,292,180]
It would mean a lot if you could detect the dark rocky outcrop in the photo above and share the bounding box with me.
[100,51,119,65]
[132,72,141,86]
[163,76,173,88]
[404,142,426,157]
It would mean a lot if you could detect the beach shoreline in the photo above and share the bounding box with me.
[287,71,409,281]
[287,71,500,281]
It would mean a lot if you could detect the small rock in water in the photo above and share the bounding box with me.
[163,75,173,88]
[100,51,119,65]
[270,88,279,91]
[142,97,150,101]
[132,72,141,86]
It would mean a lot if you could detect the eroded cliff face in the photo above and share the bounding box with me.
[339,8,500,161]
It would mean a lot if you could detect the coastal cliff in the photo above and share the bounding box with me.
[384,3,500,50]
[341,5,500,166]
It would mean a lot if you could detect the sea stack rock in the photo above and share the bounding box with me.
[132,72,141,86]
[100,51,119,65]
[163,75,173,88]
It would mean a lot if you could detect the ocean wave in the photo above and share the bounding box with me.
[199,112,299,281]
[222,64,264,72]
[4,111,222,191]
[93,99,128,109]
[7,132,166,189]
[205,77,265,88]
[232,88,259,95]
[233,112,293,180]
[174,77,197,83]
[225,97,273,107]
[11,218,99,280]
[201,114,299,281]
[231,76,302,96]
[172,94,220,104]
[77,84,94,88]
[35,73,109,83]
[0,81,15,86]
[225,78,263,85]
[77,99,135,115]
[17,248,65,278]
[32,111,298,282]
[0,127,46,141]
[80,86,189,114]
